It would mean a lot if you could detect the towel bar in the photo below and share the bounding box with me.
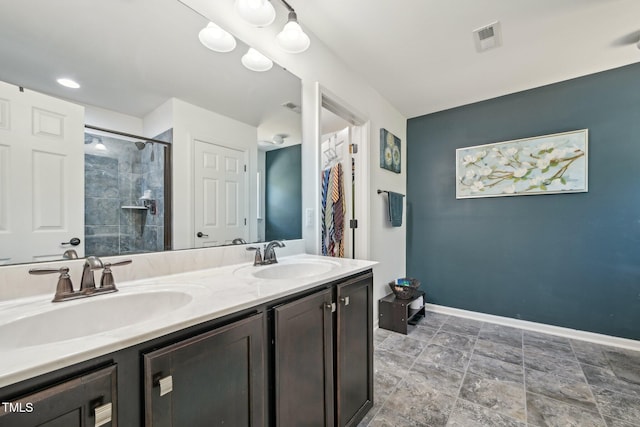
[377,189,405,197]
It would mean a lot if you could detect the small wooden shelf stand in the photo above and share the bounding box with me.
[378,290,425,335]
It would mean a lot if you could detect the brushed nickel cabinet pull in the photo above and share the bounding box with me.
[94,402,112,427]
[159,375,173,396]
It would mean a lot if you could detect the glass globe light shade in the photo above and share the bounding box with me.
[198,22,236,53]
[235,0,276,27]
[241,48,273,72]
[276,17,310,53]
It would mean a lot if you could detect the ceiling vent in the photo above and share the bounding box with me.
[473,21,502,53]
[282,101,301,114]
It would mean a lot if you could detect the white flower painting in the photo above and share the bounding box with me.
[456,129,588,199]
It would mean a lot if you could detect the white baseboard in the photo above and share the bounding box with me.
[424,303,640,352]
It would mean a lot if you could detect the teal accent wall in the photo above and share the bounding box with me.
[407,62,640,340]
[265,144,302,241]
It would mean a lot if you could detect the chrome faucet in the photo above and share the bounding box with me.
[263,240,286,264]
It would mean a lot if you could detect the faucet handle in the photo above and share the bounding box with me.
[29,267,75,302]
[99,259,132,291]
[62,249,79,259]
[107,259,133,268]
[246,246,263,266]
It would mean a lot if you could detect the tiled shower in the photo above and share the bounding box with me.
[84,129,170,256]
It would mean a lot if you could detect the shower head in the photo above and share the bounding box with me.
[134,141,146,150]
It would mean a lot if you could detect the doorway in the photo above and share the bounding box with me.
[319,88,369,260]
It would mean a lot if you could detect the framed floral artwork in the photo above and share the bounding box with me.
[380,128,401,173]
[456,129,588,199]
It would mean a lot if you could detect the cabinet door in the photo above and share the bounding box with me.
[0,365,117,427]
[336,273,373,427]
[275,288,334,427]
[144,313,265,427]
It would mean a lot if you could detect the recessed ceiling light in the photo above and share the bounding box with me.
[56,78,80,89]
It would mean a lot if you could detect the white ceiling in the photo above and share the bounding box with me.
[0,0,301,132]
[2,0,638,125]
[289,0,640,118]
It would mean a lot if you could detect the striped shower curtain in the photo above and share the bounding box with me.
[321,163,345,257]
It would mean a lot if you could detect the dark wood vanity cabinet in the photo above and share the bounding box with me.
[143,312,266,427]
[0,269,373,427]
[0,365,117,427]
[274,272,373,427]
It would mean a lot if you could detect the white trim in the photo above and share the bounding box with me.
[425,303,640,351]
[319,85,367,126]
[356,121,370,260]
[316,84,371,259]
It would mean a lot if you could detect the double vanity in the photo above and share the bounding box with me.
[0,252,376,426]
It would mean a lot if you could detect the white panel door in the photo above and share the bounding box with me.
[193,139,247,247]
[0,81,84,264]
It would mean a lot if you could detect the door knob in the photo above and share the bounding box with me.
[61,237,81,246]
[196,232,209,238]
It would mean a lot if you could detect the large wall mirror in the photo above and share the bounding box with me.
[0,0,302,266]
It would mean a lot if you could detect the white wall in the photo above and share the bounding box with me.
[143,99,173,138]
[171,98,259,250]
[84,105,144,135]
[182,0,408,322]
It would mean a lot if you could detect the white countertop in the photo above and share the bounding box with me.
[0,254,376,388]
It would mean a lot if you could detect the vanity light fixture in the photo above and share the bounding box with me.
[241,48,273,72]
[56,78,80,89]
[276,10,310,53]
[234,0,310,54]
[235,0,276,27]
[199,22,237,52]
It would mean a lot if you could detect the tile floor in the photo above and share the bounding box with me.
[359,311,640,427]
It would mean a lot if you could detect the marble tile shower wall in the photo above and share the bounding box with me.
[84,132,167,256]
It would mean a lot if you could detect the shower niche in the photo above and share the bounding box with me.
[84,128,171,257]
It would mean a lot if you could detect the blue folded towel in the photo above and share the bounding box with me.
[387,191,404,227]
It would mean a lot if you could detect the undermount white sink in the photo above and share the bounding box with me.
[235,258,340,280]
[0,286,208,350]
